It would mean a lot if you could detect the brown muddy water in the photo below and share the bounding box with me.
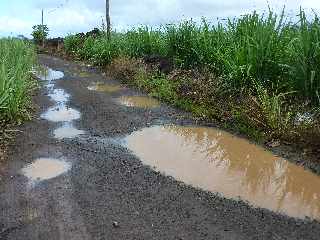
[125,125,320,220]
[21,158,71,182]
[87,82,122,93]
[117,96,160,108]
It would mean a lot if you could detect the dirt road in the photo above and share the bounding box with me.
[0,55,319,240]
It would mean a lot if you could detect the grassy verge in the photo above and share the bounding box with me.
[108,57,319,145]
[60,9,319,163]
[0,38,37,160]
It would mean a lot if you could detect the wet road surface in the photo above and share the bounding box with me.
[0,54,319,240]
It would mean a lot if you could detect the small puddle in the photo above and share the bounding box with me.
[35,66,81,126]
[41,106,81,122]
[125,125,320,220]
[117,96,160,108]
[35,67,64,81]
[54,124,85,139]
[88,82,122,93]
[48,89,70,103]
[22,158,71,181]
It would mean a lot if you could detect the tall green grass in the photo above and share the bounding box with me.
[123,27,167,58]
[64,9,320,105]
[0,38,36,124]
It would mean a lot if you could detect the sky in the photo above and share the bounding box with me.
[1,0,320,38]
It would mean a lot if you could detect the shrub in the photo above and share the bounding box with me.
[32,25,49,45]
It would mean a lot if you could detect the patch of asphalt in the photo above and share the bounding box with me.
[0,54,319,240]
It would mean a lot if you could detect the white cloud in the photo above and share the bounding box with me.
[1,0,320,37]
[44,7,102,37]
[0,16,33,37]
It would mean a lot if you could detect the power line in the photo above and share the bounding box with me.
[47,0,69,14]
[40,0,69,43]
[41,0,69,26]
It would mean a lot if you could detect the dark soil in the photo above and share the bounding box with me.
[0,54,319,240]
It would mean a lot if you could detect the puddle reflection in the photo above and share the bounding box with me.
[22,158,71,181]
[35,67,64,81]
[125,125,320,220]
[41,106,80,122]
[48,89,70,103]
[54,124,85,139]
[36,66,81,125]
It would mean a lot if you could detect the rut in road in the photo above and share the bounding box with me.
[0,54,319,240]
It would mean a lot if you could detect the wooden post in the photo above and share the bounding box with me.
[106,0,111,40]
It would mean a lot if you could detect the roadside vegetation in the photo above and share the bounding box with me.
[62,9,320,155]
[0,38,37,140]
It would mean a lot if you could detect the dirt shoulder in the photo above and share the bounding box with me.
[0,54,319,240]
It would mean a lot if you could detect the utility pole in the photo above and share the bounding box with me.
[41,9,44,47]
[42,9,44,25]
[106,0,111,40]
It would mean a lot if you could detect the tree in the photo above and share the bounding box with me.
[32,25,49,45]
[106,0,111,40]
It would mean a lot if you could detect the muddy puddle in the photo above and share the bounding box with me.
[125,125,320,220]
[54,124,85,139]
[74,71,92,78]
[87,82,122,93]
[117,96,160,108]
[22,158,71,182]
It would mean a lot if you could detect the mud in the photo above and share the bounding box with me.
[126,125,320,220]
[0,54,319,240]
